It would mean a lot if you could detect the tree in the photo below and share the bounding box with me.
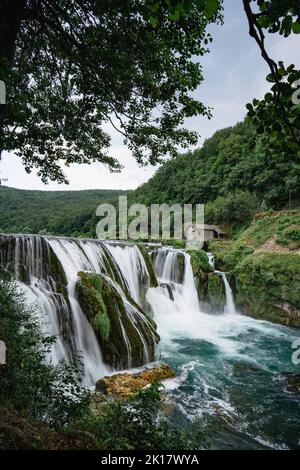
[0,0,222,183]
[243,0,300,158]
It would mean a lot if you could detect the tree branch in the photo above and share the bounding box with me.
[243,0,299,145]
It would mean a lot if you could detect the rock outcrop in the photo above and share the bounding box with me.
[209,211,300,328]
[96,363,175,397]
[76,271,159,369]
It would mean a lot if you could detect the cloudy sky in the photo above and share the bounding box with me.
[1,0,299,191]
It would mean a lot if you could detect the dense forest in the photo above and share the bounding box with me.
[130,119,300,228]
[1,119,299,237]
[0,188,125,237]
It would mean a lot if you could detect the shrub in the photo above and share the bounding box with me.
[0,279,89,428]
[65,383,210,450]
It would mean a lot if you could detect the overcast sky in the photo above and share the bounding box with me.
[1,0,299,191]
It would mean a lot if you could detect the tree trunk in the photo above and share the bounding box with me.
[0,0,26,155]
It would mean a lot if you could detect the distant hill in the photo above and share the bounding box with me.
[0,187,126,237]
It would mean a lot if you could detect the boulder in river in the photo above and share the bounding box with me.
[96,363,175,397]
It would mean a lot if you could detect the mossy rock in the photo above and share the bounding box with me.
[161,239,185,249]
[186,250,216,307]
[96,363,175,397]
[176,252,185,283]
[206,273,226,310]
[137,244,158,287]
[194,271,209,301]
[194,271,226,312]
[76,272,110,340]
[188,249,213,275]
[76,272,159,369]
[235,252,300,327]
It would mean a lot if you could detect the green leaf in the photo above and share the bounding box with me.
[150,2,160,14]
[170,9,181,21]
[257,125,265,134]
[292,22,300,34]
[257,16,269,28]
[149,15,158,28]
[265,92,273,103]
[204,0,219,19]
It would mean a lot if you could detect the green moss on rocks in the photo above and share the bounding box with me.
[137,244,158,287]
[176,252,185,284]
[195,271,226,310]
[76,271,159,369]
[161,239,186,249]
[209,213,300,327]
[48,245,69,300]
[210,211,300,272]
[76,272,110,341]
[101,279,158,368]
[235,252,300,327]
[188,250,213,276]
[208,240,253,272]
[186,250,214,304]
[206,273,226,310]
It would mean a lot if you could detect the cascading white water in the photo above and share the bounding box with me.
[146,248,300,450]
[47,238,109,386]
[216,271,236,315]
[147,248,239,354]
[4,236,299,448]
[147,249,203,345]
[106,244,150,305]
[14,236,73,366]
[154,249,181,284]
[206,251,237,315]
[0,235,158,386]
[1,234,237,386]
[153,248,199,310]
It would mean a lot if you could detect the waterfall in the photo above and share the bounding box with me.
[47,238,109,385]
[206,251,237,315]
[146,248,238,349]
[0,233,237,386]
[146,249,201,345]
[105,244,150,306]
[216,271,236,315]
[207,252,215,269]
[0,234,158,386]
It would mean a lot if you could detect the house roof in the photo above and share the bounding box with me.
[185,223,226,235]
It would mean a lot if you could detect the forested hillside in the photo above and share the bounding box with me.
[0,187,125,237]
[130,119,300,229]
[1,120,299,238]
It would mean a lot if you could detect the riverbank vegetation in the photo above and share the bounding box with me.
[209,211,300,327]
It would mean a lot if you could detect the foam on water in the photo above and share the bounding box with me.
[147,247,300,449]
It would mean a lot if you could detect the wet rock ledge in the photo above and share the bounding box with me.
[96,363,175,397]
